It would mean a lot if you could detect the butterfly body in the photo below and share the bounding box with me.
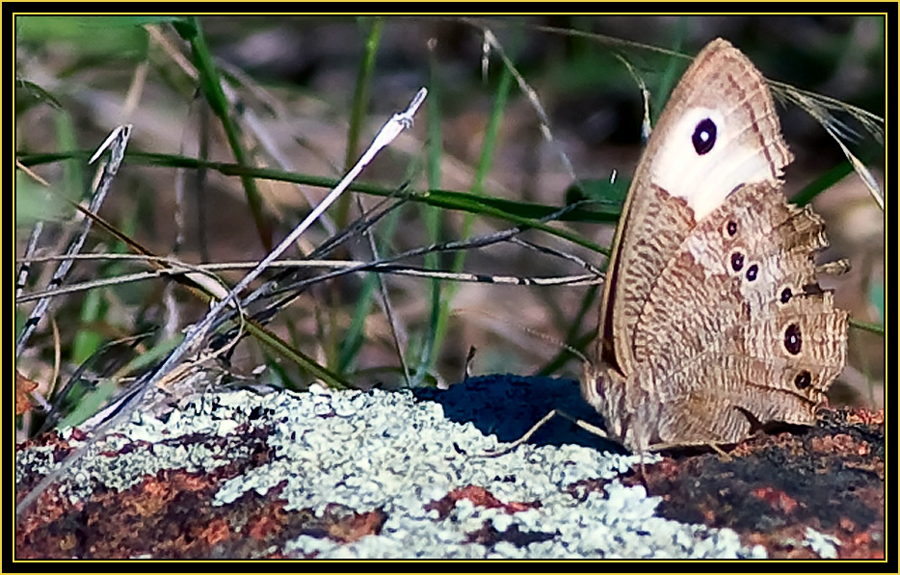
[581,39,848,452]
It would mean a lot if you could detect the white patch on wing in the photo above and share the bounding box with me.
[650,107,772,221]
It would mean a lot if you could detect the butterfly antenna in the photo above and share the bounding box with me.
[450,308,592,369]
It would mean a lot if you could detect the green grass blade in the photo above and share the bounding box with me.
[177,16,271,251]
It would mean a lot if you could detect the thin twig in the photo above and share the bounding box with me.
[354,194,412,387]
[17,124,132,358]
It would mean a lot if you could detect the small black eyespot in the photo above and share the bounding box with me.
[794,371,812,390]
[780,287,793,304]
[746,264,758,282]
[692,118,717,155]
[784,323,802,355]
[726,221,738,236]
[730,252,744,272]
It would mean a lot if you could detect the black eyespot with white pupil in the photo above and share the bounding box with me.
[746,264,758,282]
[794,371,812,390]
[784,323,802,355]
[726,221,738,236]
[730,252,744,272]
[692,118,717,155]
[780,287,793,304]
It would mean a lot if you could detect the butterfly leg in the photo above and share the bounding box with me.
[646,439,733,461]
[707,442,733,461]
[479,409,561,457]
[478,408,611,458]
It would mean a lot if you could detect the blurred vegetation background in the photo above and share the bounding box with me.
[15,15,885,435]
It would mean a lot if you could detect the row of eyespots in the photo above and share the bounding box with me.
[721,216,809,390]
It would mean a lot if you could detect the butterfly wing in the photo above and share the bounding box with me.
[582,39,848,451]
[596,38,793,381]
[630,182,848,447]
